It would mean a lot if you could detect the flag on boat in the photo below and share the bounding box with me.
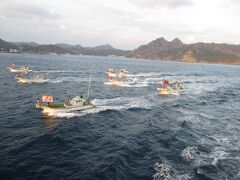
[42,95,53,103]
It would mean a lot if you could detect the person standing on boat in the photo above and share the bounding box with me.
[37,98,41,106]
[16,74,21,79]
[162,79,170,88]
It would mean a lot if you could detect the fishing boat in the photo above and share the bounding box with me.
[105,68,117,78]
[118,69,128,78]
[105,68,135,86]
[7,64,32,73]
[105,68,128,78]
[36,67,94,117]
[36,95,93,117]
[157,79,181,95]
[16,74,48,84]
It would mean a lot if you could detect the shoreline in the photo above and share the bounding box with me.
[0,52,239,66]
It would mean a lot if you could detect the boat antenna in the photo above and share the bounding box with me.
[66,89,70,100]
[87,65,93,100]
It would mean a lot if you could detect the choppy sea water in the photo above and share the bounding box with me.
[0,53,240,180]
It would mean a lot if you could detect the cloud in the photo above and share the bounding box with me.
[0,0,240,49]
[0,2,61,20]
[131,0,193,8]
[232,0,240,3]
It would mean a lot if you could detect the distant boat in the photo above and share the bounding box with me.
[105,67,117,78]
[157,80,181,95]
[7,64,32,73]
[105,68,135,86]
[16,74,48,84]
[105,68,129,78]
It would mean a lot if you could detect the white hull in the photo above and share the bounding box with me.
[106,69,128,78]
[157,87,180,95]
[17,78,48,84]
[106,80,136,86]
[36,104,94,117]
[8,68,32,73]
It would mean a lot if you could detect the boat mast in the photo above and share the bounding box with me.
[87,65,93,99]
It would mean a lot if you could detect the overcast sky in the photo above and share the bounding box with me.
[0,0,240,49]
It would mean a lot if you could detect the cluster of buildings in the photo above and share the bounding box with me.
[0,48,21,53]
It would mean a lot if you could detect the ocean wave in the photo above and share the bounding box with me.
[104,81,149,87]
[33,70,86,73]
[153,162,177,180]
[49,77,88,83]
[210,136,232,146]
[209,148,240,179]
[210,147,240,166]
[181,146,200,162]
[128,72,166,77]
[153,162,191,180]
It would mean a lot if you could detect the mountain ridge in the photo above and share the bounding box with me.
[128,38,240,64]
[1,37,240,64]
[0,39,128,56]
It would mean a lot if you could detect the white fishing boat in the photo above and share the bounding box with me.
[157,80,181,95]
[105,68,135,86]
[105,68,128,78]
[16,74,48,84]
[7,64,32,73]
[36,95,93,117]
[36,67,94,117]
[105,68,117,78]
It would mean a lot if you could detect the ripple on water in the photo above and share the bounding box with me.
[0,54,240,179]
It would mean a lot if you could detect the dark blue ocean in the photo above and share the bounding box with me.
[0,53,240,180]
